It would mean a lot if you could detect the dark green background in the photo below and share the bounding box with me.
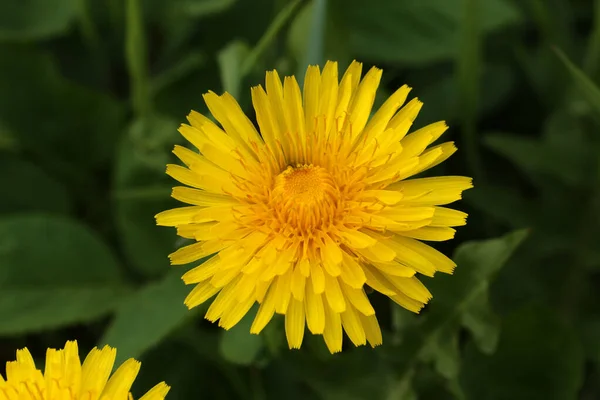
[0,0,598,399]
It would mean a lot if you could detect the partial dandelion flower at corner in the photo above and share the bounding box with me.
[156,60,473,353]
[0,340,170,400]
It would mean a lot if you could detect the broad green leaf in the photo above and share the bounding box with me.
[101,271,193,364]
[113,116,180,277]
[464,184,534,228]
[0,46,125,171]
[484,132,592,186]
[178,0,237,17]
[421,324,461,380]
[0,0,77,41]
[218,40,250,99]
[584,0,600,80]
[126,0,150,117]
[460,306,584,400]
[555,47,600,120]
[0,214,125,334]
[151,52,206,96]
[0,155,70,215]
[241,0,304,76]
[0,287,126,336]
[287,0,327,74]
[284,349,401,400]
[457,0,483,179]
[392,230,529,378]
[338,0,521,65]
[219,306,264,365]
[132,339,240,400]
[414,64,514,125]
[460,289,500,354]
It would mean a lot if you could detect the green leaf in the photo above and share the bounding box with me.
[151,52,206,97]
[241,0,304,76]
[339,0,521,65]
[126,0,150,116]
[421,324,461,380]
[218,40,250,99]
[460,306,584,400]
[287,0,327,74]
[392,230,529,378]
[0,287,126,336]
[554,47,600,120]
[0,0,77,41]
[133,339,241,400]
[0,214,125,334]
[101,271,193,364]
[457,0,484,180]
[219,306,264,365]
[0,46,125,171]
[113,116,180,277]
[414,64,515,125]
[460,289,500,354]
[484,132,592,186]
[0,154,70,215]
[284,349,401,400]
[178,0,238,17]
[464,184,534,228]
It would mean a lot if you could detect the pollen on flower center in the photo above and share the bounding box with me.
[270,164,341,234]
[278,165,327,202]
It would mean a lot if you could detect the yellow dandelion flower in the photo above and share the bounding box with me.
[0,341,170,400]
[156,60,473,353]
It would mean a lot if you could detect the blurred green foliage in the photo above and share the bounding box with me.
[0,0,598,399]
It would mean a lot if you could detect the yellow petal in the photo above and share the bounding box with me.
[371,260,416,277]
[250,284,276,334]
[340,253,367,288]
[387,97,423,131]
[184,281,220,309]
[80,346,116,400]
[345,66,382,141]
[319,61,339,138]
[397,226,456,241]
[303,65,321,135]
[285,298,306,349]
[219,295,255,330]
[390,292,425,313]
[431,207,468,227]
[362,265,397,296]
[323,273,346,313]
[171,187,237,206]
[359,313,383,348]
[305,279,325,334]
[139,382,171,400]
[169,240,227,265]
[386,275,432,303]
[205,276,241,322]
[283,76,306,160]
[182,256,221,284]
[290,265,306,301]
[340,283,375,316]
[340,305,366,346]
[387,176,473,206]
[310,262,325,293]
[339,229,377,249]
[322,303,343,353]
[274,269,292,314]
[101,359,141,400]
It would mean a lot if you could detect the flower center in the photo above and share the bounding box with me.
[270,165,341,235]
[279,165,326,202]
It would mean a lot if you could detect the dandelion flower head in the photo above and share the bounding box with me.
[156,61,473,353]
[0,341,170,400]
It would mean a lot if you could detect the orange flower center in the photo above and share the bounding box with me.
[269,165,343,236]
